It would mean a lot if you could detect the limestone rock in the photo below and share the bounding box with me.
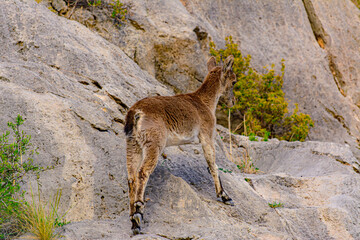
[51,0,68,14]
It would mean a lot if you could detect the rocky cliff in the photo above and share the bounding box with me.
[59,0,360,158]
[1,0,360,239]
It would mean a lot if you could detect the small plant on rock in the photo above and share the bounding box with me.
[248,133,257,142]
[110,0,128,25]
[236,144,258,174]
[87,0,102,7]
[218,168,232,173]
[268,201,284,208]
[262,131,270,141]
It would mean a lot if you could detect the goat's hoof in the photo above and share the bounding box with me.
[224,198,235,206]
[217,197,234,206]
[131,213,143,235]
[132,227,141,235]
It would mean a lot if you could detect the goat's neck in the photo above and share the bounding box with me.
[193,69,222,113]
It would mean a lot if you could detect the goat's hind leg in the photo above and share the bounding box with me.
[134,141,163,211]
[131,136,164,234]
[199,134,234,206]
[126,138,143,234]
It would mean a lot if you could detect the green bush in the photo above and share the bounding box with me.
[0,115,41,239]
[210,36,314,141]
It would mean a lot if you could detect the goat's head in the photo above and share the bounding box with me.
[207,55,236,108]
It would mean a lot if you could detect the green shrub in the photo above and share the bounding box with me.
[210,36,314,141]
[0,115,41,239]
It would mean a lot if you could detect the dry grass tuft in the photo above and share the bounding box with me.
[18,187,66,240]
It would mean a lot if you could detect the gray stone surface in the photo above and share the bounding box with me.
[310,0,360,107]
[1,0,360,239]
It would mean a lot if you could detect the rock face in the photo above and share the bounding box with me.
[62,0,210,94]
[1,0,171,222]
[62,0,360,157]
[1,0,360,240]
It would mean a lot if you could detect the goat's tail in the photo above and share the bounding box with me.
[124,109,140,136]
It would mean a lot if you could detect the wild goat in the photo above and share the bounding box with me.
[124,55,236,234]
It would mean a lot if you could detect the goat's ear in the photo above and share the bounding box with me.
[207,56,217,72]
[222,55,234,72]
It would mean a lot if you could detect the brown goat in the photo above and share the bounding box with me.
[124,55,236,234]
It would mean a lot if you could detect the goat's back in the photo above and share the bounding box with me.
[124,94,214,138]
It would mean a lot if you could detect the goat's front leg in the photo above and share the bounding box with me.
[199,134,234,206]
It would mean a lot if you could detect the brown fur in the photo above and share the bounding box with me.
[125,56,236,234]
